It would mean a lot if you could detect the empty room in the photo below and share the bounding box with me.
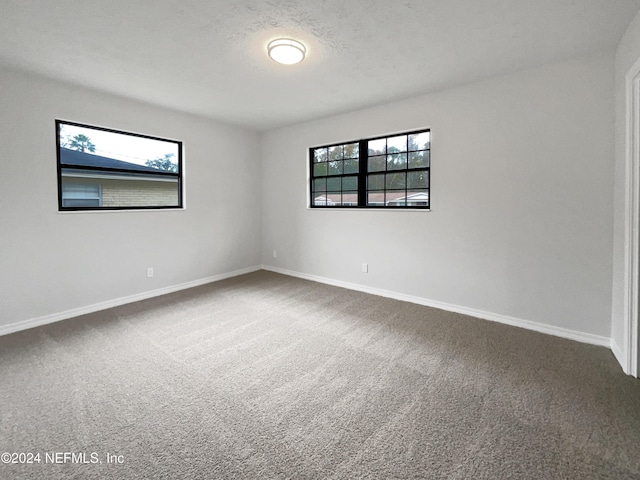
[2,1,640,478]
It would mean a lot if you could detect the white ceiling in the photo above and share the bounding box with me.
[1,0,639,131]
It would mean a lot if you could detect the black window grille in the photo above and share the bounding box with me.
[310,128,430,209]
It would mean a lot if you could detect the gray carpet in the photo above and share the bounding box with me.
[1,270,639,479]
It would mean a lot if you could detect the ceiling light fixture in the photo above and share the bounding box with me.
[268,38,306,65]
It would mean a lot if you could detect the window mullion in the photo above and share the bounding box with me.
[358,139,367,207]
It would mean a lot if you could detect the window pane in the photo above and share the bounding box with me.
[341,191,358,206]
[387,135,407,153]
[329,145,343,161]
[405,189,429,206]
[342,176,358,191]
[313,178,326,192]
[344,143,359,158]
[368,155,385,172]
[313,195,329,206]
[367,174,385,192]
[57,120,182,210]
[326,193,341,205]
[314,148,328,163]
[409,132,430,151]
[328,161,342,176]
[407,171,429,189]
[386,192,406,206]
[327,177,341,192]
[408,150,430,168]
[386,172,406,190]
[59,123,179,173]
[61,172,180,207]
[387,152,407,170]
[368,138,386,156]
[313,163,328,176]
[367,192,385,206]
[344,158,359,174]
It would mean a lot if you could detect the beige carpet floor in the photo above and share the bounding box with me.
[1,270,639,479]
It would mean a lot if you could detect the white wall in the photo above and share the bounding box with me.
[613,8,640,373]
[261,52,615,340]
[0,67,262,330]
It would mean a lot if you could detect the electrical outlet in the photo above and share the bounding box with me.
[273,250,277,258]
[362,263,368,273]
[147,267,154,278]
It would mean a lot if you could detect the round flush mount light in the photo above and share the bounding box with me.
[268,38,306,65]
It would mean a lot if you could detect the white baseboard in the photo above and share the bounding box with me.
[262,265,612,349]
[0,265,262,337]
[611,338,626,372]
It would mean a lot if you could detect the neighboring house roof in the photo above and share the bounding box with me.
[387,192,429,204]
[59,147,162,173]
[316,191,428,206]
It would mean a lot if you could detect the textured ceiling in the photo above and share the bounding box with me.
[1,0,639,131]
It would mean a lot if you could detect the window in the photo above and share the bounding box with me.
[56,120,183,211]
[61,183,102,208]
[310,128,430,209]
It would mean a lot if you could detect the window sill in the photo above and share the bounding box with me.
[57,207,186,214]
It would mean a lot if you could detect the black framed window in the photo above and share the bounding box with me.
[56,120,183,211]
[310,128,430,209]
